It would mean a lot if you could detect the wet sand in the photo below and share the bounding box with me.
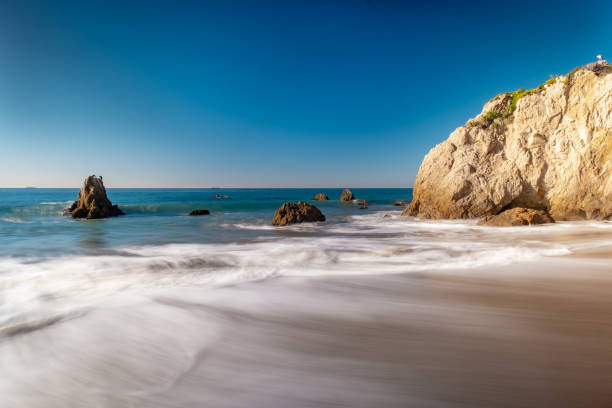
[3,254,612,407]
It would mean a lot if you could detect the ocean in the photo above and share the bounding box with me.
[3,187,612,407]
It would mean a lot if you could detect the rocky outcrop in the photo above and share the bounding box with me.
[189,209,210,216]
[273,202,325,226]
[393,201,405,206]
[340,189,354,201]
[477,208,554,226]
[406,61,612,221]
[313,193,329,201]
[66,175,124,219]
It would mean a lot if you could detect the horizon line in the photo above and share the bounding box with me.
[1,186,415,189]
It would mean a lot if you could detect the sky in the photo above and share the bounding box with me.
[1,0,610,188]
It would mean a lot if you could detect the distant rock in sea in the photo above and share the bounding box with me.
[273,202,325,226]
[393,201,405,206]
[189,209,210,216]
[355,199,369,206]
[477,208,554,227]
[340,189,354,201]
[66,175,124,219]
[405,60,612,222]
[213,194,229,199]
[313,193,329,201]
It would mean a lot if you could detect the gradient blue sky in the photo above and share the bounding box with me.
[1,0,610,187]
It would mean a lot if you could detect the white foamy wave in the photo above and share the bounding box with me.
[3,212,612,336]
[229,223,277,230]
[1,217,31,224]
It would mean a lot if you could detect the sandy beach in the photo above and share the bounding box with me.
[3,249,612,407]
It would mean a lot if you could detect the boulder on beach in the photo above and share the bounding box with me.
[66,175,124,219]
[405,61,612,221]
[477,207,554,227]
[340,189,354,201]
[189,209,210,216]
[273,201,325,226]
[313,193,329,201]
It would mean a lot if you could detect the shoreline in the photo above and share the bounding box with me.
[3,253,612,407]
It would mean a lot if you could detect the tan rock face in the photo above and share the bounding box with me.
[67,175,124,219]
[272,202,325,226]
[406,63,612,221]
[313,193,329,201]
[477,208,554,226]
[340,189,354,201]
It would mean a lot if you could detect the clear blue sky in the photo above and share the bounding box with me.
[1,0,610,188]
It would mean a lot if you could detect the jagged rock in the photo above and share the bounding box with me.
[477,207,554,226]
[189,209,210,216]
[340,189,354,201]
[66,175,124,219]
[273,202,325,226]
[313,193,329,201]
[406,62,612,221]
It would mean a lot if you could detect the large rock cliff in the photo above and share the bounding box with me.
[405,61,612,221]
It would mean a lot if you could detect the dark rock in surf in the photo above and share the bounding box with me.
[273,201,325,226]
[189,209,210,216]
[66,175,124,219]
[393,201,405,206]
[477,207,554,227]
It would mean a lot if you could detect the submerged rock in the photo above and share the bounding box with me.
[273,202,325,226]
[355,199,369,206]
[66,175,124,219]
[189,209,210,216]
[406,61,612,221]
[340,189,354,201]
[313,193,329,201]
[477,208,554,227]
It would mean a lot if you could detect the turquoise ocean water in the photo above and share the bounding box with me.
[0,188,412,258]
[3,186,611,338]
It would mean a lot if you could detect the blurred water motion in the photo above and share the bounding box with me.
[3,257,612,407]
[3,188,612,406]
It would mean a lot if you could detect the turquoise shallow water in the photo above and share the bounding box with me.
[0,188,412,259]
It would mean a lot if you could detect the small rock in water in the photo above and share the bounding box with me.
[312,193,329,201]
[273,201,325,226]
[66,175,124,219]
[393,201,404,206]
[213,194,229,199]
[340,189,354,201]
[355,199,369,206]
[189,209,210,216]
